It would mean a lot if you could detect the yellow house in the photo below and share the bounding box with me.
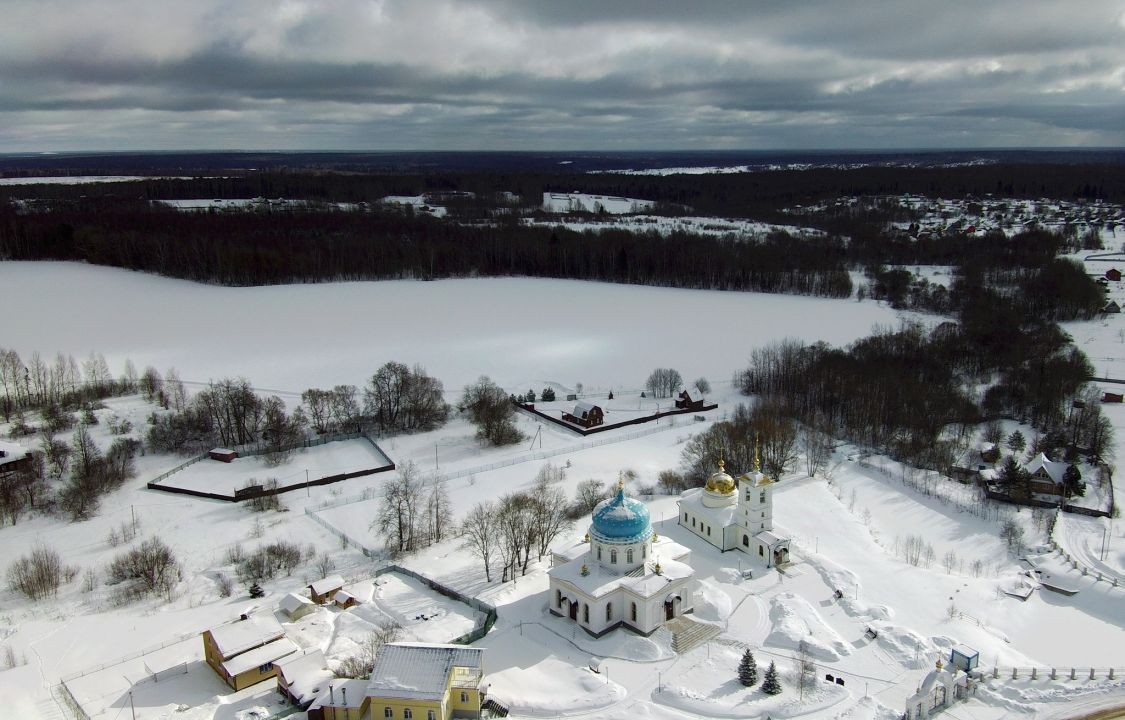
[201,614,298,691]
[366,643,485,720]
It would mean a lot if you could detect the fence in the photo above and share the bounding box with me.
[987,666,1123,681]
[373,565,497,645]
[516,401,717,436]
[147,432,395,502]
[56,682,90,720]
[305,503,379,557]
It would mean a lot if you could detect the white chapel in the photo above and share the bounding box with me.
[677,455,791,568]
[548,479,695,637]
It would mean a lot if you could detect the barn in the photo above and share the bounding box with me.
[209,448,238,462]
[563,401,604,428]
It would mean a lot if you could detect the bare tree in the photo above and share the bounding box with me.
[801,424,833,477]
[7,544,63,600]
[693,377,711,397]
[530,465,572,560]
[496,493,534,580]
[461,376,522,446]
[645,368,683,399]
[334,620,402,678]
[423,473,454,545]
[571,478,609,517]
[462,501,498,582]
[372,461,423,556]
[796,639,817,702]
[107,537,182,598]
[164,367,187,412]
[302,388,334,434]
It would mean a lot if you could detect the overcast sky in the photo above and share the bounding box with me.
[2,0,1123,152]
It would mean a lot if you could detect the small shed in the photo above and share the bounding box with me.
[1106,268,1122,282]
[1102,300,1121,314]
[333,589,359,609]
[1103,392,1124,403]
[563,401,604,428]
[674,390,705,411]
[950,645,979,673]
[279,592,316,621]
[308,575,345,605]
[209,448,238,463]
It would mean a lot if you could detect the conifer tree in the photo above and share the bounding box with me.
[249,582,264,598]
[761,660,782,695]
[738,648,758,686]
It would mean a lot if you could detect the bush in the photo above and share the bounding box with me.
[216,572,234,598]
[7,544,63,600]
[106,537,182,598]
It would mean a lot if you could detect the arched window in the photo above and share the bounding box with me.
[759,545,764,556]
[642,544,647,558]
[556,589,563,608]
[683,512,688,521]
[404,710,413,720]
[742,534,749,547]
[626,548,634,564]
[597,545,602,560]
[583,604,589,623]
[428,711,437,720]
[610,549,617,564]
[630,602,637,621]
[606,604,613,621]
[760,490,766,503]
[692,517,696,527]
[384,709,393,719]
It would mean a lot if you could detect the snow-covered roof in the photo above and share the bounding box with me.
[755,530,786,547]
[573,400,601,415]
[334,589,357,603]
[677,488,738,526]
[548,537,692,598]
[1023,453,1068,485]
[366,643,484,701]
[222,637,298,676]
[0,441,29,467]
[309,575,345,595]
[279,592,314,616]
[210,447,235,454]
[739,470,774,487]
[208,615,285,658]
[277,649,332,705]
[310,678,369,710]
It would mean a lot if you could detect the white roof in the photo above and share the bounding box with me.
[367,643,483,701]
[334,589,357,603]
[309,575,345,595]
[210,447,235,454]
[755,530,786,547]
[0,441,29,467]
[1023,453,1068,485]
[677,488,738,526]
[277,649,332,704]
[548,537,692,598]
[222,637,298,676]
[279,592,314,615]
[573,401,601,415]
[208,615,285,658]
[311,679,369,710]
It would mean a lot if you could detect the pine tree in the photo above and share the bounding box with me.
[249,582,264,599]
[738,648,758,686]
[761,660,782,695]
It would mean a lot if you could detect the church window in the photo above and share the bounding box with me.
[742,534,749,547]
[606,604,613,621]
[761,512,765,518]
[630,602,637,621]
[597,545,602,560]
[610,549,617,564]
[626,548,634,563]
[642,544,647,559]
[683,512,687,521]
[556,590,563,608]
[759,546,764,557]
[691,517,696,528]
[760,491,766,503]
[583,604,589,623]
[706,526,711,536]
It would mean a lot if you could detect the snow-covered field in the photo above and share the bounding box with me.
[542,191,654,214]
[525,214,826,239]
[1,259,1123,720]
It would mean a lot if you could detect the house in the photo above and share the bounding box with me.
[677,458,792,568]
[308,678,370,720]
[308,575,345,604]
[276,649,334,708]
[366,642,485,720]
[0,442,32,479]
[1022,453,1069,497]
[1102,300,1121,314]
[279,592,317,621]
[334,589,359,609]
[1103,392,1123,403]
[209,448,238,462]
[1106,268,1122,282]
[562,401,604,428]
[674,390,705,411]
[201,615,297,690]
[548,479,695,637]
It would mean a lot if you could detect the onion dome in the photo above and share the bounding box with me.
[705,458,736,494]
[590,481,652,542]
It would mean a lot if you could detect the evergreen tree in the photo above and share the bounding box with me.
[1063,464,1085,496]
[1007,430,1026,453]
[761,661,782,695]
[249,582,264,598]
[738,648,758,686]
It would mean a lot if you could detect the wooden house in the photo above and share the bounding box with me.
[562,401,604,428]
[1102,300,1121,314]
[1103,392,1123,403]
[308,679,370,720]
[308,574,345,604]
[0,442,32,479]
[209,448,238,463]
[333,589,359,609]
[1106,268,1122,282]
[674,390,705,411]
[366,643,485,720]
[201,615,297,690]
[1022,453,1069,497]
[277,649,334,709]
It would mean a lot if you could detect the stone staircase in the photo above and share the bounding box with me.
[664,616,722,654]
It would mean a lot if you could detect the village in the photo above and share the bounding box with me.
[0,244,1123,720]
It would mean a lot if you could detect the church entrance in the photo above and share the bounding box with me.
[774,547,790,566]
[664,596,680,621]
[569,600,578,621]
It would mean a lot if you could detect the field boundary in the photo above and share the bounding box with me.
[515,401,717,436]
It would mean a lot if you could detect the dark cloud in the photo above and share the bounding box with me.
[0,0,1121,150]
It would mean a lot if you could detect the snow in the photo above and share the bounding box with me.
[526,213,825,239]
[222,636,298,676]
[209,615,284,657]
[308,575,344,596]
[367,643,482,701]
[379,195,447,217]
[542,191,654,214]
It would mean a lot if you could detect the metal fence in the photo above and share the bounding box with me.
[56,682,90,720]
[373,565,497,645]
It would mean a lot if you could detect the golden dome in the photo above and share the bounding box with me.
[705,458,736,494]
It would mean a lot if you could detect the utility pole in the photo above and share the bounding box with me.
[306,468,310,497]
[130,505,136,533]
[129,690,136,720]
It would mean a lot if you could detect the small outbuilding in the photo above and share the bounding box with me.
[209,448,238,463]
[333,589,360,609]
[279,592,317,621]
[1102,300,1121,314]
[277,649,334,709]
[563,401,604,428]
[674,390,705,411]
[949,646,979,673]
[308,575,345,605]
[1106,268,1122,282]
[1103,392,1123,403]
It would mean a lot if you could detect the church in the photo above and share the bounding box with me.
[677,455,791,568]
[548,479,695,637]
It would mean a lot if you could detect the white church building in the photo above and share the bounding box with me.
[677,457,791,568]
[548,480,695,637]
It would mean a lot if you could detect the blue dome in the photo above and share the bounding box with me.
[591,485,652,542]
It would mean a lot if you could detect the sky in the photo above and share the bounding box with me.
[1,0,1123,152]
